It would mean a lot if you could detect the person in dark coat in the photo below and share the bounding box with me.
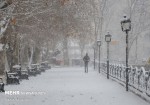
[83,53,90,73]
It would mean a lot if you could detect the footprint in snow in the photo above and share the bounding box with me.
[80,93,83,95]
[71,95,74,97]
[42,100,45,103]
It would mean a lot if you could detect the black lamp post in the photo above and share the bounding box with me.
[97,40,101,73]
[105,32,111,79]
[93,43,96,70]
[121,15,131,91]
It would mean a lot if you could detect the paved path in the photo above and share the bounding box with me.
[0,67,149,105]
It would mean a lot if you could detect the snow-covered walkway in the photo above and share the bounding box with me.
[0,67,149,105]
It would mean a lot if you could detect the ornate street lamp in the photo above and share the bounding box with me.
[121,15,131,91]
[121,15,131,32]
[97,40,101,73]
[105,32,112,79]
[105,32,112,42]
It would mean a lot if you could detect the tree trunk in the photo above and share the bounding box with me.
[63,37,69,66]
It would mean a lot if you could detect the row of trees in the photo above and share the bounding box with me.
[124,0,150,64]
[1,0,98,68]
[11,0,110,66]
[0,0,150,71]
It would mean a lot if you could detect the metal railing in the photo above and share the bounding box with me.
[100,62,150,98]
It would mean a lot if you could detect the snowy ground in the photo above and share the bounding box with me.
[0,67,149,105]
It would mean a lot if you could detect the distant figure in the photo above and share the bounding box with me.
[83,53,90,73]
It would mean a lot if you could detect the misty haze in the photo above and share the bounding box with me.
[0,0,150,105]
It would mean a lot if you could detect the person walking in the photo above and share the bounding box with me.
[83,53,90,73]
